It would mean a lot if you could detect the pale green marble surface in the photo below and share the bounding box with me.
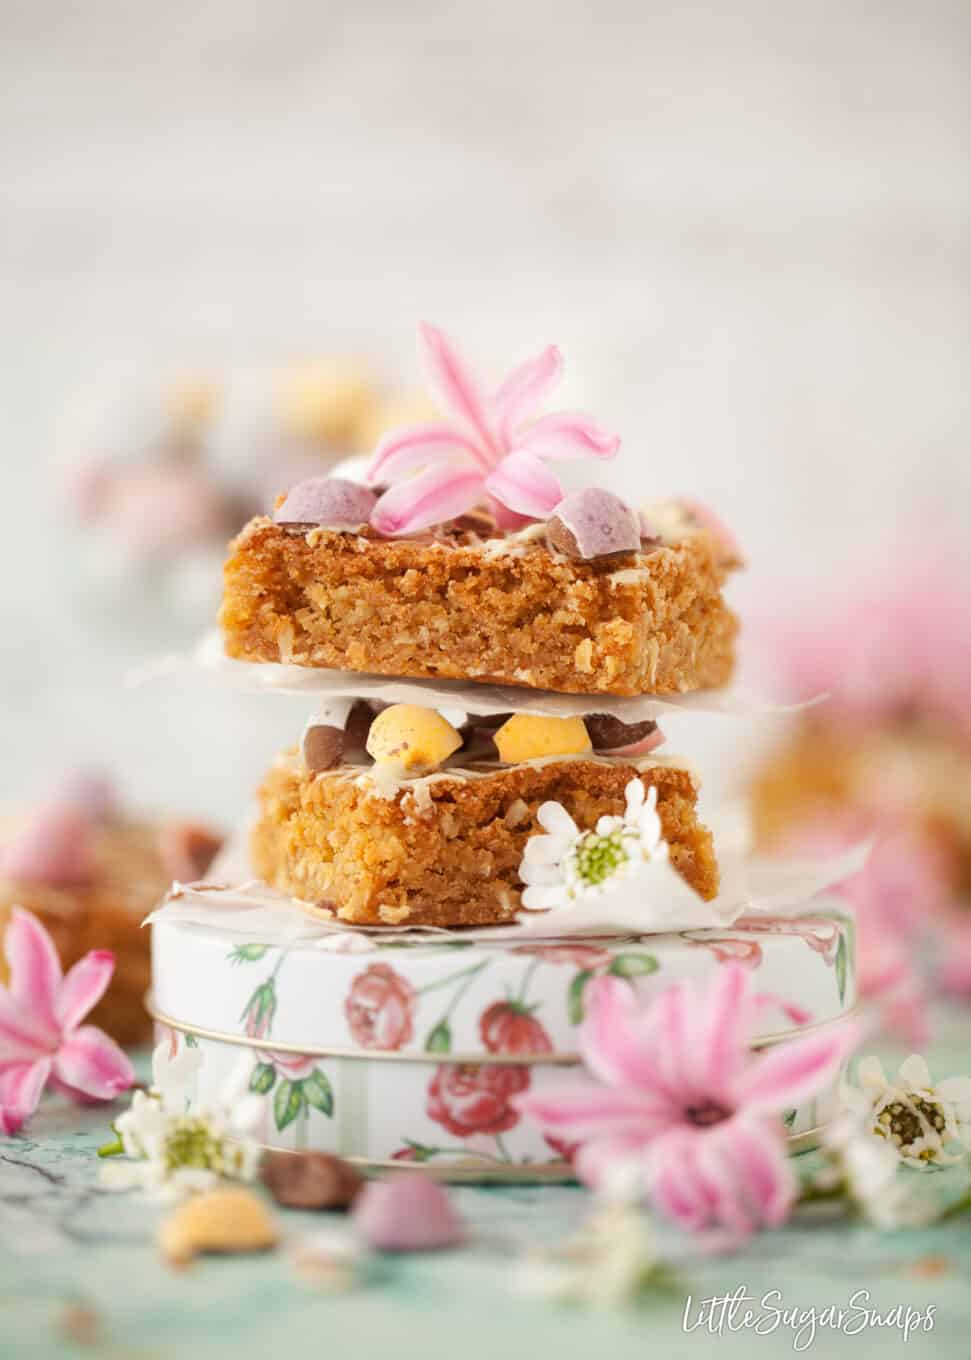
[2,1018,970,1360]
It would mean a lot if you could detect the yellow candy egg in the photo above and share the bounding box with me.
[493,714,592,763]
[365,704,462,773]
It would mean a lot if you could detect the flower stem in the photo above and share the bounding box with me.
[514,958,540,1005]
[416,960,489,1002]
[96,1137,124,1158]
[494,1134,514,1164]
[795,1183,850,1208]
[421,1144,510,1166]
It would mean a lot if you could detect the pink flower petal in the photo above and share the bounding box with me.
[55,950,116,1034]
[650,1130,714,1230]
[370,467,485,536]
[366,422,488,482]
[0,986,57,1061]
[689,1130,755,1240]
[652,982,694,1097]
[738,1019,862,1116]
[515,411,620,461]
[492,345,562,446]
[52,1025,134,1101]
[487,497,534,531]
[484,450,563,518]
[721,1117,795,1227]
[5,908,62,1033]
[690,962,749,1097]
[418,322,496,454]
[0,1057,52,1134]
[514,1078,669,1141]
[579,975,673,1098]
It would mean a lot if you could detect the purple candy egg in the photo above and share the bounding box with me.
[352,1172,464,1252]
[274,477,377,529]
[547,488,641,559]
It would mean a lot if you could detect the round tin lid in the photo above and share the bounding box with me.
[152,899,855,1063]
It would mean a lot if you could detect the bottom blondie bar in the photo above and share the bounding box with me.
[252,754,718,927]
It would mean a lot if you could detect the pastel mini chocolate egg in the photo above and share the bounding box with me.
[493,714,592,763]
[365,705,462,773]
[584,715,662,755]
[274,476,376,529]
[352,1172,463,1252]
[546,488,641,559]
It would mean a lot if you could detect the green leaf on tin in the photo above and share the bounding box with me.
[184,1032,199,1049]
[835,933,848,1005]
[303,1069,334,1117]
[607,953,659,980]
[425,1019,452,1053]
[567,970,594,1025]
[250,1062,276,1095]
[273,1079,304,1132]
[228,943,270,964]
[782,1109,798,1129]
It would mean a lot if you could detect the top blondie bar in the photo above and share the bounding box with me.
[220,324,742,698]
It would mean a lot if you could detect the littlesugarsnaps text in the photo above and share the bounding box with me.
[682,1286,936,1351]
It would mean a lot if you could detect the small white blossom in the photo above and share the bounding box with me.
[100,1044,262,1203]
[815,1114,934,1228]
[843,1054,971,1169]
[520,779,669,911]
[516,1204,663,1307]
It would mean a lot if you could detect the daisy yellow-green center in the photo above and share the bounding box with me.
[163,1116,227,1173]
[572,827,630,887]
[875,1097,947,1158]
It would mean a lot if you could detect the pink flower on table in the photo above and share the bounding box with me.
[366,323,620,534]
[0,908,134,1135]
[516,965,860,1249]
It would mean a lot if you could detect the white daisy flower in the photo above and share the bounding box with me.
[520,779,669,911]
[100,1044,262,1202]
[843,1054,971,1169]
[815,1113,934,1228]
[516,1203,663,1306]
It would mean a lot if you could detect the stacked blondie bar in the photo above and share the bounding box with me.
[218,328,741,930]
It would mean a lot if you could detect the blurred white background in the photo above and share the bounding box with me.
[1,0,968,825]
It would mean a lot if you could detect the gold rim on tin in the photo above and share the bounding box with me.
[235,1120,828,1183]
[147,991,857,1067]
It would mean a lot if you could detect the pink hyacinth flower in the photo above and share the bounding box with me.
[0,908,134,1135]
[517,965,860,1249]
[366,323,620,534]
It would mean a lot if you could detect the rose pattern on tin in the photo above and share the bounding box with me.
[344,963,417,1051]
[151,913,855,1170]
